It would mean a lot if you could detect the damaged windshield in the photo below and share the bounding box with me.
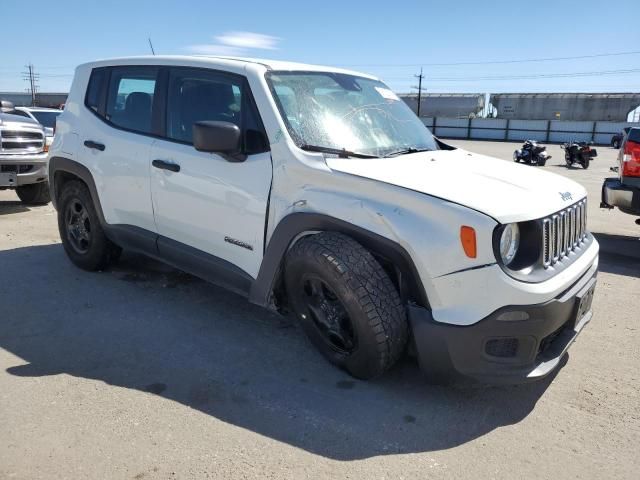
[266,71,438,157]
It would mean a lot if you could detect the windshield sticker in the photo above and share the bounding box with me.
[375,87,400,101]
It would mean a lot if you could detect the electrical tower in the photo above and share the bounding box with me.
[22,64,40,106]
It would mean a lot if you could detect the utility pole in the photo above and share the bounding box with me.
[415,67,424,117]
[22,64,39,106]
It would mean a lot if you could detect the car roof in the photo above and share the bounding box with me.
[78,55,379,81]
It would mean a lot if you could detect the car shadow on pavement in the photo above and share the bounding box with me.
[0,244,561,461]
[593,232,640,279]
[0,201,30,215]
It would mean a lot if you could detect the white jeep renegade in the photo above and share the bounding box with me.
[49,56,599,383]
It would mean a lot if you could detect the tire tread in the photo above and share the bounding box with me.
[287,232,408,377]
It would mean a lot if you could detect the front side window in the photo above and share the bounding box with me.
[266,71,438,157]
[105,67,158,134]
[166,68,268,153]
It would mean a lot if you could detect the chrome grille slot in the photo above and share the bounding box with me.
[542,199,587,268]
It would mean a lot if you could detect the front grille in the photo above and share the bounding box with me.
[542,199,587,268]
[0,128,45,153]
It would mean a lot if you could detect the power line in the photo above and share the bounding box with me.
[384,68,640,84]
[341,50,640,68]
[424,68,640,82]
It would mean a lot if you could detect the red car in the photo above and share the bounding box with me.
[602,127,640,221]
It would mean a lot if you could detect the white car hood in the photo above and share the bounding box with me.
[325,149,586,223]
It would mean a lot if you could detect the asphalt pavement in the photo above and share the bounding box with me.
[0,140,638,479]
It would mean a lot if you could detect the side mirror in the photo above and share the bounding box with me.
[1,100,15,113]
[193,121,245,162]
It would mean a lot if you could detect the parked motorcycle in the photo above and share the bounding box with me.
[513,140,551,166]
[561,141,597,169]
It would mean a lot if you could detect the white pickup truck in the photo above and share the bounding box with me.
[48,56,599,383]
[0,101,50,204]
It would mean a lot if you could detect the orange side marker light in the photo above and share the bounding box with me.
[460,226,477,258]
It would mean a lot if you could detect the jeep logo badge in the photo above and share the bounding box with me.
[559,191,573,202]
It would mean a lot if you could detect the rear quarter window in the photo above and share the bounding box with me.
[85,67,108,114]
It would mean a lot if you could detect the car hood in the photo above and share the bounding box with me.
[325,148,586,223]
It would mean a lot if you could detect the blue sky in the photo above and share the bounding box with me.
[1,0,639,94]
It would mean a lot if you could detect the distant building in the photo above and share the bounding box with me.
[0,92,68,108]
[400,93,485,118]
[490,93,640,122]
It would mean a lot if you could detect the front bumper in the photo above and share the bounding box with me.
[0,152,48,187]
[601,177,640,216]
[409,265,597,384]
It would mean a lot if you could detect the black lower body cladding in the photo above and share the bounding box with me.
[409,267,597,384]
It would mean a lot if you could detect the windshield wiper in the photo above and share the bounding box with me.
[299,144,378,159]
[383,147,432,158]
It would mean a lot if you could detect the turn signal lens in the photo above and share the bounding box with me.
[460,226,477,258]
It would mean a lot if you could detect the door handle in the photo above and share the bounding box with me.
[83,140,105,151]
[152,159,181,173]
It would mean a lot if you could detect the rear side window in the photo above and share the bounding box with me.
[104,66,159,135]
[628,128,640,144]
[85,67,108,113]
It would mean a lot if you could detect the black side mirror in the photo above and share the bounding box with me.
[193,121,245,162]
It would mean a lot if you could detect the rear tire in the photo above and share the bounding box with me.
[57,180,121,271]
[16,182,50,205]
[284,232,408,380]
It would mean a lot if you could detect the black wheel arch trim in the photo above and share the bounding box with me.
[49,156,107,226]
[249,212,429,309]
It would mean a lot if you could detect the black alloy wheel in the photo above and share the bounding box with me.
[65,198,92,254]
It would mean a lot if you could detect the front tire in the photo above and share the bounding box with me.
[16,182,50,205]
[57,180,121,271]
[582,157,590,169]
[612,139,620,149]
[284,232,408,380]
[513,151,520,162]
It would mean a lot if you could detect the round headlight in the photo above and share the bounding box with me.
[499,223,520,266]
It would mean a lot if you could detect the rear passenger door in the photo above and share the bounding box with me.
[150,67,272,279]
[82,66,159,232]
